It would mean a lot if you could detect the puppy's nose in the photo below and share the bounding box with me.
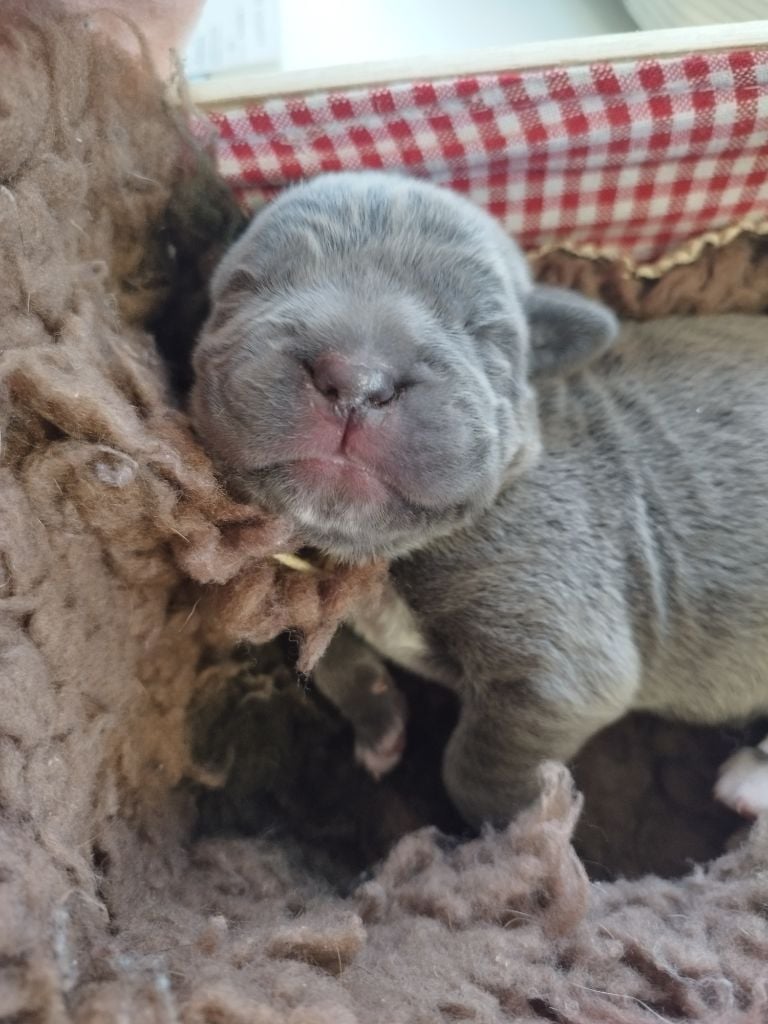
[306,353,397,411]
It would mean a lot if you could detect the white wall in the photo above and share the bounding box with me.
[278,0,636,70]
[186,0,637,79]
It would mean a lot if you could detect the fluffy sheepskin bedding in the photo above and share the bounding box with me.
[2,7,768,1022]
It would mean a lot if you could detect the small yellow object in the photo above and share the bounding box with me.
[272,552,317,573]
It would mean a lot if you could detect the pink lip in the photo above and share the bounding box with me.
[291,456,390,503]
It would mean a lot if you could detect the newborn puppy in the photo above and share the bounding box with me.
[191,170,768,826]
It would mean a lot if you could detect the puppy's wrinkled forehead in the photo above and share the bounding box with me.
[212,172,532,329]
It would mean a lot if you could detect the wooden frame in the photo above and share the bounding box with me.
[188,19,768,108]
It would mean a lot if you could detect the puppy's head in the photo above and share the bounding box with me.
[190,172,617,562]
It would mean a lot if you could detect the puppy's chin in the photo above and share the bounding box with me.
[273,474,414,563]
[237,463,439,563]
[292,505,397,564]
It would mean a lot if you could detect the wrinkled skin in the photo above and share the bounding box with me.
[190,172,614,563]
[191,172,768,826]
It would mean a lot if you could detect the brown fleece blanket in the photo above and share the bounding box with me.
[2,8,768,1022]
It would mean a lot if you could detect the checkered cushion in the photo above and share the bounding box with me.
[202,48,768,263]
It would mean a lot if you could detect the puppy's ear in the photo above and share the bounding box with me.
[211,262,264,303]
[525,285,619,376]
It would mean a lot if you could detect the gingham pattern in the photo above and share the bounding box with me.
[203,48,768,263]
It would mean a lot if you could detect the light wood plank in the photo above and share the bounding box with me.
[186,20,768,108]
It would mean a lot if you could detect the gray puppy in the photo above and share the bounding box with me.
[191,171,768,826]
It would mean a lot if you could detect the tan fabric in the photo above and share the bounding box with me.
[2,8,768,1021]
[533,234,768,319]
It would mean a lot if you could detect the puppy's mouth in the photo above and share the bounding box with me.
[289,455,394,505]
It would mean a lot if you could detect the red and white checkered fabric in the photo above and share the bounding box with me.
[203,48,768,263]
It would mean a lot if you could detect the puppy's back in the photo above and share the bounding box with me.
[399,314,768,721]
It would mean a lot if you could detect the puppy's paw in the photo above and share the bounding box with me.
[313,628,408,781]
[348,667,408,781]
[355,716,407,780]
[714,744,768,819]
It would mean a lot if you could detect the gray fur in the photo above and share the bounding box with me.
[191,171,768,827]
[191,171,616,563]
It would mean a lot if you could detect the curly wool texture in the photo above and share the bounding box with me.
[0,5,379,1017]
[2,8,768,1022]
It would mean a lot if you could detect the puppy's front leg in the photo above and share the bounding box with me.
[443,680,628,828]
[312,628,407,779]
